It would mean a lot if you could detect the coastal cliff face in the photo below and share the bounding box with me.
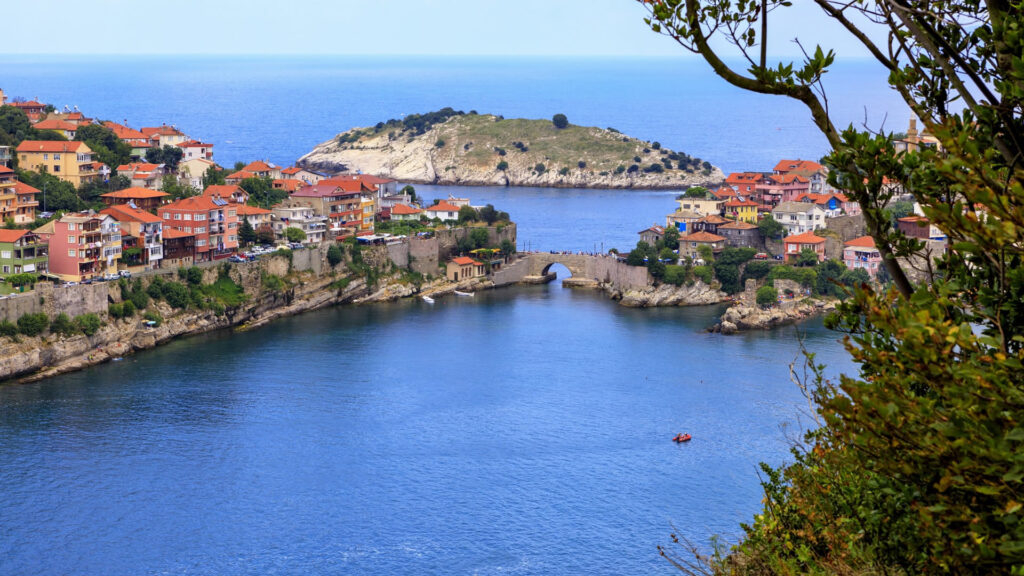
[603,280,727,307]
[298,113,725,189]
[712,299,838,334]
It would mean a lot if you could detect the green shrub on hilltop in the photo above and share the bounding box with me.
[73,314,102,336]
[756,285,777,307]
[0,319,18,338]
[17,313,48,337]
[49,313,76,336]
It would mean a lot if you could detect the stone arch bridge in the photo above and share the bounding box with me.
[523,252,652,291]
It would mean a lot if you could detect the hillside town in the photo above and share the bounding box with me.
[0,88,510,290]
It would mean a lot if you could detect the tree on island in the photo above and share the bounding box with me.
[642,0,1024,573]
[551,113,569,129]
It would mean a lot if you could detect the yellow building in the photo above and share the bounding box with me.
[675,196,724,216]
[16,140,99,187]
[723,199,759,223]
[360,194,376,233]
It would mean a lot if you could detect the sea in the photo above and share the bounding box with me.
[0,56,893,575]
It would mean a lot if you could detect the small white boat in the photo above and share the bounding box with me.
[422,295,435,304]
[454,290,474,297]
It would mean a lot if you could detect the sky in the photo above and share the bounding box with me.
[3,0,880,58]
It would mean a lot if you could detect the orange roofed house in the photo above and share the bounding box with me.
[784,231,826,263]
[100,204,164,270]
[678,230,726,262]
[16,141,100,187]
[446,256,485,282]
[116,162,166,190]
[101,187,169,213]
[157,195,238,261]
[290,182,364,236]
[843,235,882,277]
[773,159,834,195]
[0,166,40,225]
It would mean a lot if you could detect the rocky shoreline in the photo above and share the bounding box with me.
[711,298,837,334]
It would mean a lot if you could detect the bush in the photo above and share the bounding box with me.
[558,167,570,176]
[262,274,286,292]
[162,281,190,309]
[756,285,778,307]
[663,264,689,286]
[184,266,203,285]
[692,265,713,285]
[551,113,569,129]
[327,244,343,267]
[434,138,445,148]
[49,313,77,336]
[627,164,640,174]
[713,261,742,294]
[0,319,18,337]
[742,260,773,282]
[121,300,136,317]
[534,163,546,174]
[129,290,149,311]
[6,273,38,287]
[147,276,165,299]
[659,247,678,263]
[578,161,586,169]
[284,227,306,243]
[652,141,661,150]
[647,259,666,280]
[73,314,102,336]
[496,160,508,171]
[17,312,49,336]
[143,310,163,327]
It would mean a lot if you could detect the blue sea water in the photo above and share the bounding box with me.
[0,56,872,574]
[0,55,906,173]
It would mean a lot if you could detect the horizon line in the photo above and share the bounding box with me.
[0,52,878,61]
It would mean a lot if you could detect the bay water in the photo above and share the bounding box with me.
[0,56,871,574]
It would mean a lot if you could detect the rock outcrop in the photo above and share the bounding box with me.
[605,280,728,308]
[712,299,837,334]
[298,113,724,190]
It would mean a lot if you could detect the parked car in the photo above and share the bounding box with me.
[119,270,131,278]
[102,273,119,281]
[228,255,245,263]
[774,254,784,260]
[289,242,304,249]
[754,252,769,260]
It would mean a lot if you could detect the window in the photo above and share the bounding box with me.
[195,227,205,234]
[196,239,207,247]
[183,214,192,220]
[43,154,49,160]
[163,213,169,219]
[195,214,205,221]
[227,210,236,217]
[184,227,192,233]
[53,154,60,161]
[174,214,181,220]
[53,165,60,172]
[0,251,9,259]
[228,235,237,242]
[69,249,76,257]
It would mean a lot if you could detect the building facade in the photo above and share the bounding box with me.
[16,141,100,187]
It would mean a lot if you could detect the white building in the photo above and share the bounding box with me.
[771,201,828,235]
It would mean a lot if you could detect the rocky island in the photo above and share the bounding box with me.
[298,108,724,189]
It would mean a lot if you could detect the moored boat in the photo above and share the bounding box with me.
[422,295,435,304]
[454,290,474,297]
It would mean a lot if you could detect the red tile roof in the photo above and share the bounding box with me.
[0,165,12,174]
[639,225,665,234]
[844,235,876,248]
[774,159,824,173]
[236,204,272,216]
[898,215,928,223]
[103,121,148,140]
[718,220,758,230]
[12,181,40,195]
[100,204,162,224]
[0,230,29,243]
[725,199,758,207]
[16,140,89,153]
[101,187,169,199]
[390,203,422,215]
[319,177,375,192]
[785,231,826,244]
[117,162,162,173]
[272,179,303,192]
[226,170,256,180]
[243,160,276,172]
[426,201,461,212]
[281,166,302,175]
[452,256,481,266]
[34,118,78,132]
[291,184,352,198]
[162,227,195,239]
[681,231,726,243]
[177,140,212,148]
[202,185,244,197]
[140,125,184,137]
[160,195,222,211]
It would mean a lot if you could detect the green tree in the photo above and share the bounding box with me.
[240,177,286,209]
[458,205,478,223]
[478,204,499,225]
[534,163,546,174]
[551,113,569,129]
[647,258,667,280]
[500,239,516,255]
[757,214,786,240]
[696,244,714,263]
[643,1,1024,573]
[255,225,276,246]
[284,227,307,243]
[662,226,680,250]
[469,228,490,250]
[755,285,777,307]
[0,105,37,150]
[796,247,820,268]
[496,160,508,171]
[327,243,343,267]
[886,199,915,224]
[238,217,256,247]
[145,145,183,171]
[658,246,678,263]
[400,184,417,204]
[75,124,132,169]
[73,313,102,336]
[17,312,48,337]
[49,313,77,336]
[202,164,226,187]
[815,259,847,298]
[683,186,708,198]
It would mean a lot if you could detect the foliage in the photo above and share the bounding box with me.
[0,105,37,150]
[0,319,18,338]
[202,164,226,187]
[434,138,445,148]
[534,163,546,174]
[327,243,343,267]
[659,247,678,264]
[795,247,820,268]
[662,226,680,250]
[238,217,256,247]
[755,285,777,307]
[691,265,713,285]
[469,228,490,250]
[458,205,479,223]
[15,169,86,212]
[886,200,915,224]
[182,266,203,285]
[5,273,38,287]
[17,312,49,336]
[143,310,163,327]
[663,264,690,286]
[757,214,786,240]
[717,247,756,267]
[73,313,102,336]
[711,260,742,294]
[696,244,714,263]
[284,227,306,243]
[552,113,569,129]
[262,273,286,292]
[742,260,772,283]
[767,265,817,290]
[479,204,500,225]
[647,258,667,280]
[75,124,134,169]
[161,281,189,309]
[240,177,287,209]
[255,225,276,246]
[49,313,76,336]
[500,239,516,255]
[144,145,183,171]
[496,160,508,171]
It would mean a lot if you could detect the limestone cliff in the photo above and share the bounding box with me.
[605,280,728,307]
[298,112,724,189]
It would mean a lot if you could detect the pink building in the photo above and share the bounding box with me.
[158,195,239,261]
[783,231,826,263]
[43,212,123,281]
[758,173,811,206]
[843,235,882,277]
